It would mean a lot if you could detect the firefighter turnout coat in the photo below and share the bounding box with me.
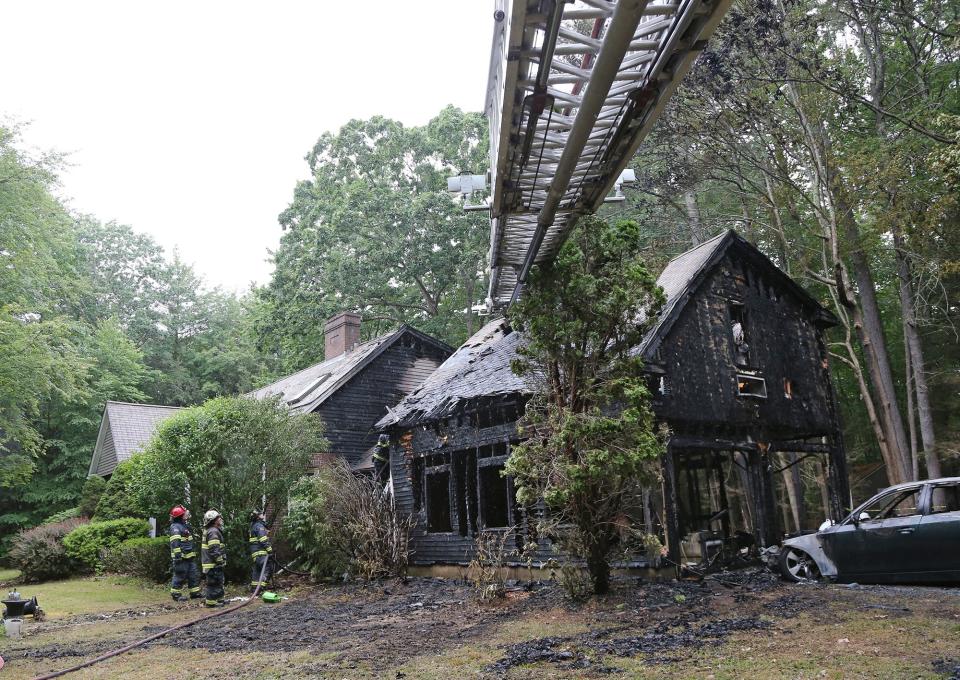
[201,526,226,573]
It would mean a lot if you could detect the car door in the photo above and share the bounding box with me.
[821,486,923,580]
[915,482,960,580]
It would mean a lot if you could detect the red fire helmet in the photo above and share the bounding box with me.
[169,505,187,519]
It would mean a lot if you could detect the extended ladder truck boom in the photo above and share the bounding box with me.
[482,0,733,309]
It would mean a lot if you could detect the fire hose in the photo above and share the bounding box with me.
[31,555,276,680]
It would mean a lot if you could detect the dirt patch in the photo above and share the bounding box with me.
[485,615,771,676]
[151,577,539,669]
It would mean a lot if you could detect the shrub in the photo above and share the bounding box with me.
[94,459,149,520]
[102,536,169,582]
[8,518,88,583]
[79,475,107,518]
[285,473,350,579]
[62,518,150,571]
[467,530,511,601]
[284,462,414,580]
[132,396,326,581]
[42,507,81,525]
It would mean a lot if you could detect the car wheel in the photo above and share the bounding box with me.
[779,546,821,582]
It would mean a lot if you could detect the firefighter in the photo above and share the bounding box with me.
[201,509,227,607]
[247,510,273,592]
[373,433,390,487]
[168,505,201,602]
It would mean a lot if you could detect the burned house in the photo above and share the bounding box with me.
[249,312,452,471]
[377,231,850,569]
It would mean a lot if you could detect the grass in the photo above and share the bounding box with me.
[0,568,20,583]
[14,575,169,619]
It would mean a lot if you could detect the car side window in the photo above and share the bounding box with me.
[929,484,960,514]
[887,491,921,518]
[859,489,921,522]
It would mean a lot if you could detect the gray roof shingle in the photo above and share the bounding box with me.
[106,401,183,462]
[248,325,450,413]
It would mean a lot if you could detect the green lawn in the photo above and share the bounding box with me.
[8,575,168,619]
[0,568,20,583]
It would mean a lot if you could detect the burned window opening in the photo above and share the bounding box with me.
[479,464,511,528]
[737,374,767,398]
[426,465,452,532]
[452,451,478,536]
[729,303,750,366]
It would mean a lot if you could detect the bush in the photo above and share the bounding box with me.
[42,507,81,525]
[94,459,149,520]
[102,536,169,582]
[62,518,151,571]
[133,396,326,582]
[79,475,107,518]
[285,473,350,579]
[8,518,88,582]
[284,462,414,580]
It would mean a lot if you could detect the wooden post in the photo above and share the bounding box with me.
[661,442,681,573]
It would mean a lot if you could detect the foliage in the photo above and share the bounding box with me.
[42,507,81,525]
[78,475,107,518]
[131,396,325,581]
[555,562,593,602]
[7,518,87,583]
[94,458,151,520]
[62,518,150,571]
[101,536,169,583]
[618,0,960,485]
[259,106,490,368]
[467,530,511,601]
[284,461,414,580]
[284,473,350,579]
[506,216,666,595]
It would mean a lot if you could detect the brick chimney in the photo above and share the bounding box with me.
[324,312,361,359]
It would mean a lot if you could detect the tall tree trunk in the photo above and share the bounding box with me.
[683,190,702,246]
[893,226,940,478]
[904,319,920,481]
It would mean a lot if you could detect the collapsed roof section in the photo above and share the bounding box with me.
[376,317,535,430]
[485,0,734,308]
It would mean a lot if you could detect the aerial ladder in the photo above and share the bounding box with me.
[473,0,733,310]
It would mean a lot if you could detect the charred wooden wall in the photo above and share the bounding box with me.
[388,399,555,566]
[317,336,450,468]
[649,252,836,441]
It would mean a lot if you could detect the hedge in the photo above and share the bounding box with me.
[102,536,170,583]
[62,518,151,571]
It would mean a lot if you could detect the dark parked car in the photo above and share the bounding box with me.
[779,477,960,583]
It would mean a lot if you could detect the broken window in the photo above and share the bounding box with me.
[736,374,767,398]
[426,467,452,532]
[452,451,478,536]
[858,489,921,522]
[930,484,960,514]
[729,304,750,366]
[479,463,510,528]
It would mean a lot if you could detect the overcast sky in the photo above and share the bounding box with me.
[3,1,494,292]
